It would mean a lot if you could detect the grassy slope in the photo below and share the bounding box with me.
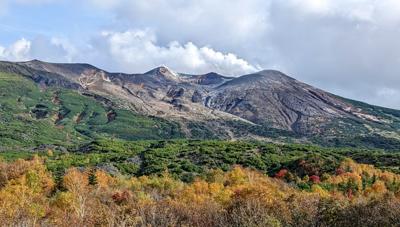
[0,72,72,148]
[0,72,183,150]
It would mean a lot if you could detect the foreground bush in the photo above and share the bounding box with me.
[0,157,400,226]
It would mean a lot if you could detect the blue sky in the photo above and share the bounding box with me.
[0,1,109,44]
[1,0,400,109]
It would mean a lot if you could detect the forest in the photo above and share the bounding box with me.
[1,140,400,226]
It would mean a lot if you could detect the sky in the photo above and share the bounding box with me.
[1,0,400,109]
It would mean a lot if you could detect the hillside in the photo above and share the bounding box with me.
[1,60,400,150]
[0,71,182,150]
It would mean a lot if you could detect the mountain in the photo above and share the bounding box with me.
[1,59,400,150]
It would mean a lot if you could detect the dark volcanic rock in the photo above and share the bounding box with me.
[191,90,203,103]
[195,72,231,85]
[167,87,185,98]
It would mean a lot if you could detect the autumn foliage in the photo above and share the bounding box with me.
[0,157,400,226]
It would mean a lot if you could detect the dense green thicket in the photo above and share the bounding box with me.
[2,139,400,182]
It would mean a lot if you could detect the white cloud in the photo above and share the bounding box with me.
[0,30,259,76]
[283,0,400,24]
[287,0,332,15]
[89,0,270,50]
[0,38,31,61]
[97,30,260,75]
[0,36,78,62]
[50,38,77,60]
[11,38,31,60]
[0,46,5,56]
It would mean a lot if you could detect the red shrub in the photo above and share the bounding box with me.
[309,175,320,184]
[275,169,288,178]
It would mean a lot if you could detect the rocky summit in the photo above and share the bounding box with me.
[1,59,400,149]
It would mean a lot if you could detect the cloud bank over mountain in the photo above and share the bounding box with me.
[0,30,259,76]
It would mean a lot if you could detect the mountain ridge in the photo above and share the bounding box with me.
[1,59,400,150]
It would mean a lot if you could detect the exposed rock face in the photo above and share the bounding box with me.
[194,72,231,85]
[191,90,203,103]
[167,87,185,98]
[1,60,399,139]
[206,70,354,133]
